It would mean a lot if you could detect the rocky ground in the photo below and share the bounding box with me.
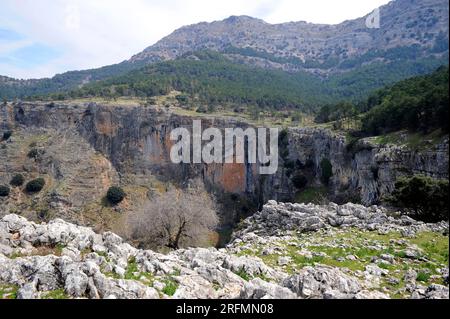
[0,201,448,299]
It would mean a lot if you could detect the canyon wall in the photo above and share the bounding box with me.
[1,102,448,222]
[286,129,448,205]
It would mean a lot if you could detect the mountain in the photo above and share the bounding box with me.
[0,0,448,100]
[0,60,148,99]
[131,0,449,74]
[56,51,446,109]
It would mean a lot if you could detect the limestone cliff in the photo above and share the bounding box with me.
[284,128,449,205]
[1,101,448,226]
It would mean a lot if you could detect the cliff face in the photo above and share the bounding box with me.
[7,102,261,194]
[285,128,449,205]
[132,0,449,74]
[1,102,448,222]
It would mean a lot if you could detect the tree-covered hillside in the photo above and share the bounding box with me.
[20,51,447,113]
[0,60,148,100]
[360,65,449,135]
[315,66,449,135]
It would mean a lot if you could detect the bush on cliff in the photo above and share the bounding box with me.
[389,175,449,222]
[106,186,126,205]
[27,148,39,159]
[320,158,333,185]
[292,172,308,189]
[2,131,12,141]
[0,185,10,197]
[25,178,45,193]
[10,174,25,187]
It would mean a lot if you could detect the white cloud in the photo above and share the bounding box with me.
[0,0,391,79]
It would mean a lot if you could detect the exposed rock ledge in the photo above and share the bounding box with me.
[0,202,448,299]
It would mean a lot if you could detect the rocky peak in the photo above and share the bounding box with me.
[130,0,449,73]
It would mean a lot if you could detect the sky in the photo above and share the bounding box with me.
[0,0,391,79]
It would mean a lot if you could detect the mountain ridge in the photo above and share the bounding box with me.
[0,0,448,100]
[131,0,449,72]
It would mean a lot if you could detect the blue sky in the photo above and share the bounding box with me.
[0,0,390,79]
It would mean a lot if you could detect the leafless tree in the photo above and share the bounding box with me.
[124,183,218,250]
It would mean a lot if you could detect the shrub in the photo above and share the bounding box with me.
[320,158,333,185]
[0,185,10,197]
[196,106,208,113]
[416,272,431,283]
[162,278,179,296]
[370,165,379,180]
[27,148,39,159]
[175,94,188,104]
[389,175,448,222]
[2,131,12,141]
[106,186,126,205]
[25,178,45,193]
[10,174,25,187]
[292,172,308,189]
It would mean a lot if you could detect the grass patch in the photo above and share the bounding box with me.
[294,187,328,204]
[0,284,18,299]
[409,232,449,265]
[371,129,445,151]
[231,227,449,298]
[123,257,154,286]
[162,277,179,296]
[234,268,251,281]
[416,272,431,283]
[41,289,69,299]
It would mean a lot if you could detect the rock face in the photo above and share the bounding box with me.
[285,128,449,205]
[233,200,448,238]
[132,0,448,75]
[1,101,448,220]
[0,201,448,299]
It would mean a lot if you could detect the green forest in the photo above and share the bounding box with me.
[315,66,449,136]
[2,50,447,113]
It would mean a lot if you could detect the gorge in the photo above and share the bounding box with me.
[0,101,448,238]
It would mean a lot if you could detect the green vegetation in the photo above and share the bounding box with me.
[7,50,445,115]
[123,257,154,286]
[371,129,444,150]
[0,59,149,100]
[234,268,251,281]
[320,158,333,185]
[389,175,448,222]
[41,289,69,299]
[0,284,18,299]
[59,51,329,110]
[291,172,308,189]
[2,131,12,141]
[10,173,25,187]
[25,178,45,193]
[106,186,126,205]
[315,101,357,126]
[236,228,448,298]
[27,148,40,159]
[294,187,328,204]
[0,185,10,197]
[361,66,448,135]
[162,277,179,296]
[316,66,448,136]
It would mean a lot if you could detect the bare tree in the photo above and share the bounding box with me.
[125,183,218,250]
